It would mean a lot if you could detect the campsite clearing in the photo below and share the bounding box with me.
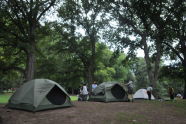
[0,100,186,124]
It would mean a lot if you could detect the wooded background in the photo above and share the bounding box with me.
[0,0,185,98]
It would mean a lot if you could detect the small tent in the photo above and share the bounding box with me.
[133,89,155,100]
[7,79,72,111]
[89,82,128,102]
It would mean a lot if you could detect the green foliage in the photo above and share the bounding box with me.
[160,64,184,79]
[95,43,131,83]
[95,67,115,83]
[130,58,148,89]
[159,64,184,95]
[0,0,185,97]
[35,28,84,89]
[36,29,130,88]
[0,71,23,93]
[0,0,58,80]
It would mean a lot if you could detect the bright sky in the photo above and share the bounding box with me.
[136,49,144,57]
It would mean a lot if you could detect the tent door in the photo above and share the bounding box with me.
[111,84,125,99]
[46,85,66,105]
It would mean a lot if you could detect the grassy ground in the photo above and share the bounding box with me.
[0,93,78,104]
[70,95,78,101]
[143,99,186,110]
[0,93,12,104]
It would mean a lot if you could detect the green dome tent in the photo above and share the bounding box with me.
[7,79,72,111]
[89,82,128,102]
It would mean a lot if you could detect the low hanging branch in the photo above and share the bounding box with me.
[162,41,184,63]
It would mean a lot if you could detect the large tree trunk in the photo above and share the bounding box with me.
[88,65,94,91]
[83,65,94,91]
[181,40,186,99]
[25,40,36,81]
[183,66,186,99]
[84,35,96,90]
[25,49,35,81]
[153,38,162,88]
[178,29,186,98]
[90,36,96,82]
[142,35,162,97]
[24,21,36,81]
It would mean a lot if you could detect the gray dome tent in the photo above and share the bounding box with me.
[89,82,128,102]
[7,79,72,111]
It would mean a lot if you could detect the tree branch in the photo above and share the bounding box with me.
[5,0,27,37]
[36,0,56,21]
[163,41,184,62]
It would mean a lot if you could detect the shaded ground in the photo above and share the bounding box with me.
[0,100,186,124]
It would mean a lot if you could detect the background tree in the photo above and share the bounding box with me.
[161,0,186,99]
[57,0,107,87]
[22,22,83,94]
[130,0,186,98]
[0,0,57,81]
[104,0,164,96]
[160,64,184,96]
[0,0,185,98]
[130,58,148,90]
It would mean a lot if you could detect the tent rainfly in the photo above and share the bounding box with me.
[89,82,128,102]
[7,79,72,111]
[133,89,155,100]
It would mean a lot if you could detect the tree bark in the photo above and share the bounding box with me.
[83,34,96,90]
[25,41,36,81]
[90,36,96,82]
[183,65,186,99]
[83,65,94,91]
[153,38,162,86]
[181,39,186,99]
[142,35,162,97]
[25,51,35,81]
[142,36,154,86]
[88,65,94,90]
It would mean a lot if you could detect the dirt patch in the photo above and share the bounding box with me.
[0,101,186,124]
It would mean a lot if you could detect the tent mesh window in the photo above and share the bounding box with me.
[46,85,67,105]
[111,84,125,99]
